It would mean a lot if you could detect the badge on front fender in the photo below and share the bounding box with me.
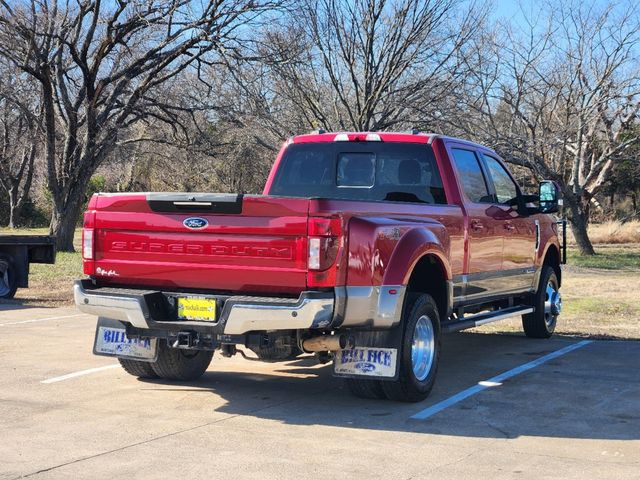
[333,347,397,378]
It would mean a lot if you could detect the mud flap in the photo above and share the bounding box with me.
[332,327,403,381]
[93,317,158,362]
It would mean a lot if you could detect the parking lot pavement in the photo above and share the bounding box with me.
[0,305,638,480]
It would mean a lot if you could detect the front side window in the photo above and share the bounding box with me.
[483,155,519,204]
[451,148,492,203]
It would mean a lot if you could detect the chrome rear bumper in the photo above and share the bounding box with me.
[74,283,149,327]
[74,281,334,334]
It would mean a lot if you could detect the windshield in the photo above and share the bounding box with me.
[269,142,446,204]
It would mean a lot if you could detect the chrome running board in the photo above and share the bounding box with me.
[441,306,534,333]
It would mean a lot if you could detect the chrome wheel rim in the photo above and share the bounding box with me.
[543,281,562,328]
[411,315,435,381]
[0,261,10,297]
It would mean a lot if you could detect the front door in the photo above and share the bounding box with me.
[480,153,537,292]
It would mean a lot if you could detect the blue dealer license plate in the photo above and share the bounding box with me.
[94,325,157,361]
[333,347,397,378]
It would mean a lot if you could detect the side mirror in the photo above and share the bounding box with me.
[539,180,562,213]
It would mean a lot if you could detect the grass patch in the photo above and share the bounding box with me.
[0,228,83,306]
[1,252,84,307]
[30,252,82,284]
[567,245,640,270]
[567,220,640,245]
[562,297,640,318]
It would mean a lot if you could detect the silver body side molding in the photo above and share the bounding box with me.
[335,285,406,329]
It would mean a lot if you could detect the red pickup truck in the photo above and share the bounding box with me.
[75,132,564,402]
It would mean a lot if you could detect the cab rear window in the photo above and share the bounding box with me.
[269,142,446,204]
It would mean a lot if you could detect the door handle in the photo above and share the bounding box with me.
[504,221,516,232]
[470,219,484,232]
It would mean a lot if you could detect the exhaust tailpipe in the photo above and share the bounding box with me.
[302,334,355,352]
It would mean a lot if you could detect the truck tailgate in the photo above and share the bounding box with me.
[87,194,310,294]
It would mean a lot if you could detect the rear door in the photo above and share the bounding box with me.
[448,146,505,302]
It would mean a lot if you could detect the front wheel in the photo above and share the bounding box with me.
[381,294,441,402]
[522,266,561,338]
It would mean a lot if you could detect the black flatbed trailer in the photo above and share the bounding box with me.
[0,235,56,299]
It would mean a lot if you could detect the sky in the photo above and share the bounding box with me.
[491,0,556,29]
[490,0,631,26]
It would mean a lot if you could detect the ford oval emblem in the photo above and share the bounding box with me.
[183,217,208,230]
[355,362,376,373]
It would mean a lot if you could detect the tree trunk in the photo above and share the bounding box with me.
[49,194,84,252]
[7,185,22,229]
[565,193,596,256]
[8,204,17,229]
[569,215,595,256]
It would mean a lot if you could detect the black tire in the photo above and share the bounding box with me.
[381,294,441,402]
[523,265,560,339]
[0,254,18,299]
[150,342,213,381]
[345,378,386,399]
[118,358,159,379]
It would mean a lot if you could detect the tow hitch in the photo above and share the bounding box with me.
[168,331,215,350]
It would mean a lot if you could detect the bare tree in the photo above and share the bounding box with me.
[116,118,274,194]
[261,0,486,132]
[0,0,280,250]
[457,1,640,255]
[602,124,640,219]
[0,60,41,228]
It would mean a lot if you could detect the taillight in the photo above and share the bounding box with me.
[308,237,321,270]
[308,237,339,271]
[82,229,94,260]
[82,209,96,268]
[308,217,342,287]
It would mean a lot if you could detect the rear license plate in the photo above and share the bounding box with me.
[177,297,217,321]
[333,347,397,378]
[94,325,157,361]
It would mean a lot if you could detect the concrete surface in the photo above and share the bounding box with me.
[0,304,638,479]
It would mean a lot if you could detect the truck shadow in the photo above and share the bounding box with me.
[142,332,640,441]
[0,300,39,311]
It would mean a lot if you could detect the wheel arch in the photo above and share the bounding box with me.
[541,243,561,287]
[402,253,450,323]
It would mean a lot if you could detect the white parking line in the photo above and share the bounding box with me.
[41,364,121,384]
[0,313,86,326]
[411,339,593,420]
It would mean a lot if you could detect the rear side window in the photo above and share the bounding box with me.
[270,142,446,204]
[483,155,519,204]
[451,148,492,203]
